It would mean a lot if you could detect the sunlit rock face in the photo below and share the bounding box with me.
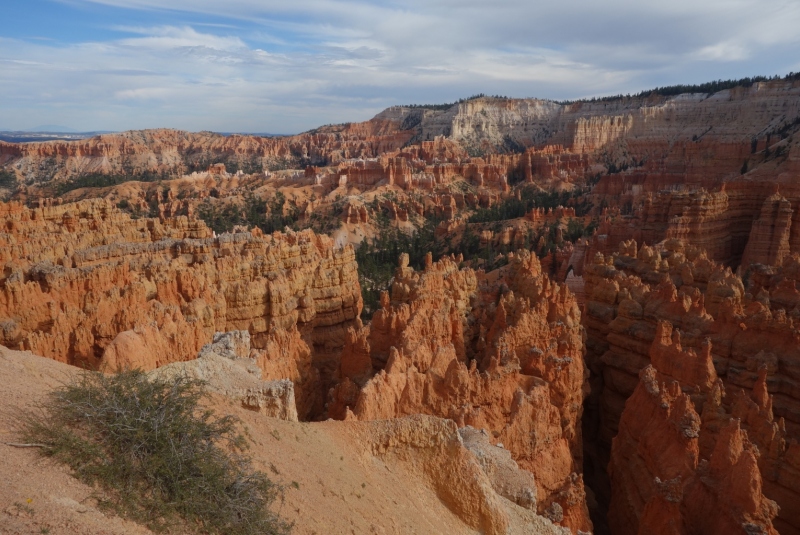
[330,251,592,533]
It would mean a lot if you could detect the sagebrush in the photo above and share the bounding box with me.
[18,369,291,535]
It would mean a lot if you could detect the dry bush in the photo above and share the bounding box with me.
[18,370,291,535]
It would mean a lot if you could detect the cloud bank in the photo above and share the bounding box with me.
[2,0,799,132]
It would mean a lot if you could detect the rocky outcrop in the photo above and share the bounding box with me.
[0,199,361,418]
[460,426,538,511]
[741,193,793,268]
[609,366,779,535]
[330,251,591,533]
[351,415,570,535]
[341,199,369,224]
[152,331,299,421]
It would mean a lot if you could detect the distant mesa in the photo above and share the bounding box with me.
[26,125,78,133]
[0,129,115,143]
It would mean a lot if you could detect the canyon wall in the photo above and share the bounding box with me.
[583,238,800,532]
[609,365,780,535]
[586,130,800,270]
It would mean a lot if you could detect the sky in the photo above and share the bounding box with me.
[2,0,800,134]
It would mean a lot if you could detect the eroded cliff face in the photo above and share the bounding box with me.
[583,238,800,533]
[0,198,585,533]
[328,251,591,533]
[378,81,800,159]
[0,198,362,418]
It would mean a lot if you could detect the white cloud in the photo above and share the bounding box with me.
[114,25,247,51]
[114,87,174,100]
[3,59,47,66]
[694,42,750,62]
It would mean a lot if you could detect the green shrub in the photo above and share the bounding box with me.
[565,218,598,242]
[266,158,295,172]
[0,168,17,189]
[17,370,291,535]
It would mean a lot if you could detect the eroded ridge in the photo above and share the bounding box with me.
[0,199,362,418]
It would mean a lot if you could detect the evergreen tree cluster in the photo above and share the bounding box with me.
[559,73,800,104]
[197,192,300,235]
[467,186,592,224]
[54,171,169,196]
[0,168,17,190]
[355,212,442,317]
[355,191,598,319]
[399,93,512,111]
[184,155,266,175]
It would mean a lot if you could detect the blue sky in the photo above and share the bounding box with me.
[2,0,800,134]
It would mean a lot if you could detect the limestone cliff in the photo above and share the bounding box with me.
[381,80,800,166]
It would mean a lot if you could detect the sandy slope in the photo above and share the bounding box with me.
[0,346,564,535]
